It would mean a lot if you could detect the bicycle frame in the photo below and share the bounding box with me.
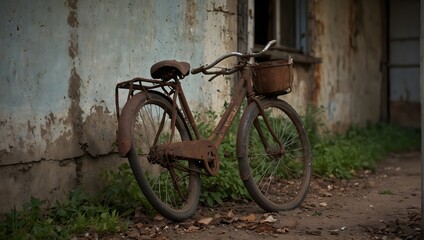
[113,40,312,220]
[116,63,282,177]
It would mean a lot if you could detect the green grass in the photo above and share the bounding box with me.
[0,189,128,240]
[312,123,420,178]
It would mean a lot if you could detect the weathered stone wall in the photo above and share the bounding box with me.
[309,0,383,132]
[0,0,237,213]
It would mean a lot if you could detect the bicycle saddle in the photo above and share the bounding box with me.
[150,60,190,81]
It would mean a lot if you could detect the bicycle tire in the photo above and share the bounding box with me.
[237,98,312,211]
[126,91,201,221]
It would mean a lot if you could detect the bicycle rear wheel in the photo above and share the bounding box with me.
[237,98,312,211]
[126,92,200,221]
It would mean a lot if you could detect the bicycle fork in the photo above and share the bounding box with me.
[244,69,285,160]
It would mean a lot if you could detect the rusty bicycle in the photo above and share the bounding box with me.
[115,40,312,221]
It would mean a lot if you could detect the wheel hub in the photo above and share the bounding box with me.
[266,145,285,160]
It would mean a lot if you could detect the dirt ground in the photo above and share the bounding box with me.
[84,151,422,240]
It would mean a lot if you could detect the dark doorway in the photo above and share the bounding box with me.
[388,0,421,128]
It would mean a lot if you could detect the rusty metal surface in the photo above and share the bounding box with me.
[115,75,222,176]
[115,65,281,180]
[252,59,293,96]
[115,76,198,159]
[151,140,220,176]
[208,69,248,146]
[116,91,148,157]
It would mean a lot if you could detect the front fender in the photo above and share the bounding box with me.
[117,91,148,157]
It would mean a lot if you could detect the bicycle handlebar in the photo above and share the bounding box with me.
[191,40,277,75]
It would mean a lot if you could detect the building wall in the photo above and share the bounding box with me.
[279,64,316,117]
[0,0,386,213]
[309,0,383,132]
[0,0,237,212]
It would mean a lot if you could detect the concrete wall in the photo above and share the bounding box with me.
[0,0,237,212]
[309,0,383,132]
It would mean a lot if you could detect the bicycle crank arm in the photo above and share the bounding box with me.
[150,140,220,176]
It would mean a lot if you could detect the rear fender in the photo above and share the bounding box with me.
[117,91,148,157]
[117,90,189,157]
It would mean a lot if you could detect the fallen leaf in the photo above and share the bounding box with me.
[126,228,140,238]
[319,202,328,207]
[236,222,248,229]
[226,210,235,219]
[320,191,333,197]
[248,223,258,230]
[186,225,200,232]
[240,214,256,222]
[197,217,213,226]
[153,214,165,221]
[255,223,276,233]
[260,215,277,223]
[276,227,290,234]
[134,223,144,229]
[152,225,160,232]
[222,217,235,224]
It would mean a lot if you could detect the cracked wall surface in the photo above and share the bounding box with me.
[0,0,237,213]
[310,0,383,132]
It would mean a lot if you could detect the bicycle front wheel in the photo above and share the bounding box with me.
[237,98,312,212]
[126,92,201,221]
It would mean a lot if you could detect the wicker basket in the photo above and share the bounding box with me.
[252,58,293,96]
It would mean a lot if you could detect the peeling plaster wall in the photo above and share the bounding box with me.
[279,65,315,117]
[1,1,78,165]
[310,0,383,132]
[0,0,237,212]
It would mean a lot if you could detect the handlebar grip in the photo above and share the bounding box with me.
[191,66,204,75]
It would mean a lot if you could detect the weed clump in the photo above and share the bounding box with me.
[0,189,128,240]
[311,123,420,178]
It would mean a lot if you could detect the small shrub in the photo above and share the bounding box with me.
[99,163,154,217]
[0,197,67,240]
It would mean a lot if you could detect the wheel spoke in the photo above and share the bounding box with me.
[126,93,200,221]
[239,99,311,212]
